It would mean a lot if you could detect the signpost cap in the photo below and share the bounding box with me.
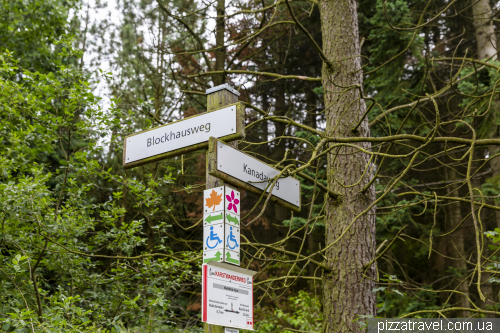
[206,83,241,97]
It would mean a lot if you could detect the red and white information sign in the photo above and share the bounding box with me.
[202,261,256,330]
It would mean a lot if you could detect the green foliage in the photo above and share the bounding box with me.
[0,46,186,329]
[361,0,425,100]
[245,291,322,333]
[0,1,201,330]
[458,61,500,137]
[374,275,440,318]
[359,0,427,138]
[0,0,79,73]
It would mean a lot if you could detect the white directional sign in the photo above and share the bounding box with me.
[204,249,224,264]
[202,261,256,330]
[211,140,300,210]
[124,105,244,169]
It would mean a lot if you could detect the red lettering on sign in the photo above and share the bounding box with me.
[214,271,246,283]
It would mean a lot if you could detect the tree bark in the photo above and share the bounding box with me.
[473,0,497,306]
[273,42,289,223]
[319,0,376,331]
[214,0,226,85]
[445,167,470,316]
[472,0,497,60]
[477,0,500,229]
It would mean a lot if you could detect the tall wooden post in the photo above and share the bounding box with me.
[204,83,240,333]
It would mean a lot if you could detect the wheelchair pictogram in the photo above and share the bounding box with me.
[206,226,223,249]
[226,226,239,250]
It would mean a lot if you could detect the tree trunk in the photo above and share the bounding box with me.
[320,0,376,332]
[445,167,470,316]
[273,42,289,223]
[306,81,319,278]
[472,0,497,60]
[473,0,497,306]
[479,0,500,229]
[214,0,226,85]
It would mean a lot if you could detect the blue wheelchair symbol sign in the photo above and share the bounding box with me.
[206,226,223,249]
[226,226,239,250]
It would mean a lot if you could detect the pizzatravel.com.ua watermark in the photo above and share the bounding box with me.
[367,318,498,333]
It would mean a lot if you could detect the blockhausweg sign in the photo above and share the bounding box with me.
[123,103,245,169]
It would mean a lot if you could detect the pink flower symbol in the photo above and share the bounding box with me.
[226,190,239,213]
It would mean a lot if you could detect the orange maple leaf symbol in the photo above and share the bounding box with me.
[205,190,222,211]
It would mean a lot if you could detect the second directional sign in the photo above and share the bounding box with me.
[207,138,301,212]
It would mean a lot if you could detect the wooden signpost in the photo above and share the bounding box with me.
[202,85,249,333]
[122,83,302,332]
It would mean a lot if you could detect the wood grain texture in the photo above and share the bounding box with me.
[207,89,239,112]
[204,87,239,332]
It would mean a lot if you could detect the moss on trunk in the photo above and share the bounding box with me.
[319,0,376,331]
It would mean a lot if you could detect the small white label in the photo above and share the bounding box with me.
[225,328,239,333]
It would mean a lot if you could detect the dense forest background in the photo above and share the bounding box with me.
[3,0,500,332]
